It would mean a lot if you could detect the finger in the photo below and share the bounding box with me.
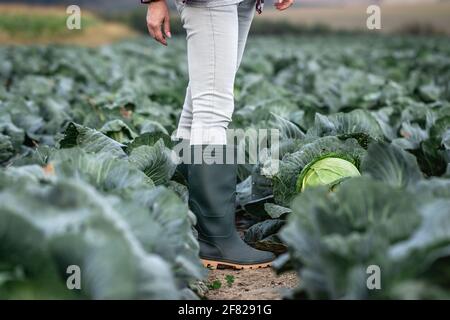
[285,0,294,8]
[153,27,167,46]
[277,5,290,10]
[276,0,293,7]
[275,1,292,10]
[163,15,171,39]
[148,19,166,45]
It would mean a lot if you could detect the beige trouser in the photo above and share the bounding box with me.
[174,0,256,145]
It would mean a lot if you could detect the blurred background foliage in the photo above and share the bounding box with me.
[0,0,450,45]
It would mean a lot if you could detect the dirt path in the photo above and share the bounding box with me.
[204,268,298,300]
[0,4,137,46]
[261,2,450,35]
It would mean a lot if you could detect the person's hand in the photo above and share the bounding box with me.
[146,0,171,46]
[274,0,294,11]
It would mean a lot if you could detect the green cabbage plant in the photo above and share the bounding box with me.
[296,156,360,192]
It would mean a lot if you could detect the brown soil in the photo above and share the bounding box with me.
[204,267,298,300]
[0,21,137,47]
[60,23,138,47]
[0,4,137,47]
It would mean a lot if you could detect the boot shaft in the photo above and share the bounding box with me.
[187,145,237,238]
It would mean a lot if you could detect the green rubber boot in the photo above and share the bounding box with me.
[188,145,275,269]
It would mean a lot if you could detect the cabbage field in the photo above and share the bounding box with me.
[1,35,450,299]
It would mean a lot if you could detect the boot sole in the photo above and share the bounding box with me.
[201,259,272,270]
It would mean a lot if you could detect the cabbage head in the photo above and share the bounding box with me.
[296,156,360,192]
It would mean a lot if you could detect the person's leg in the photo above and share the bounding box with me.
[236,0,256,69]
[178,2,274,269]
[174,3,238,182]
[175,0,256,142]
[181,4,239,145]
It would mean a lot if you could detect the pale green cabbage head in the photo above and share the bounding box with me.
[297,157,361,192]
